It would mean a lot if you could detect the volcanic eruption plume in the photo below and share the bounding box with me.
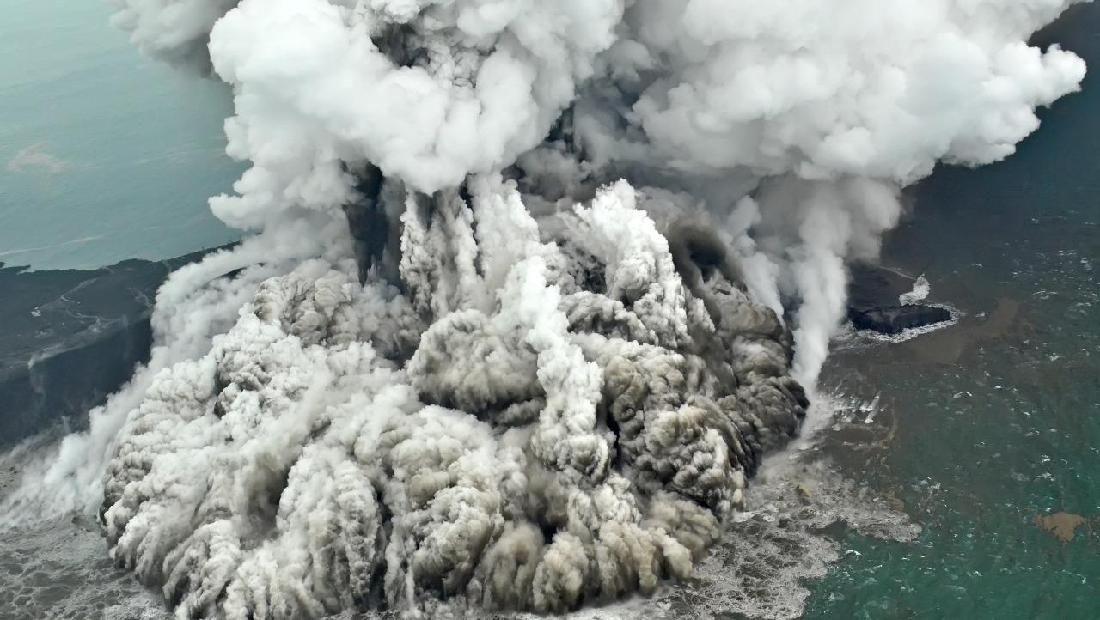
[9,0,1088,617]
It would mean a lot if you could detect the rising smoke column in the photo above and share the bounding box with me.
[22,0,1090,617]
[99,177,807,615]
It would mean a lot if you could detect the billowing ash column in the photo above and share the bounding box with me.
[100,176,807,616]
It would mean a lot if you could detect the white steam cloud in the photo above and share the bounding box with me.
[9,0,1088,616]
[90,178,806,616]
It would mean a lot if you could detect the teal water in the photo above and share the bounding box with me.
[0,0,242,270]
[807,9,1100,618]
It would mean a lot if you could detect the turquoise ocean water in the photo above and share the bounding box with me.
[0,0,241,270]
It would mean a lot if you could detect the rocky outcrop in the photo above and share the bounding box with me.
[848,305,952,335]
[847,263,952,335]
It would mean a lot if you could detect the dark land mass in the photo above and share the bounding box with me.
[846,263,952,335]
[848,305,952,335]
[0,248,223,446]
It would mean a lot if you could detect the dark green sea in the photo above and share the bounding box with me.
[806,9,1100,618]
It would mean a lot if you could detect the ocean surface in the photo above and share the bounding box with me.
[0,0,241,270]
[0,3,1097,620]
[806,10,1100,618]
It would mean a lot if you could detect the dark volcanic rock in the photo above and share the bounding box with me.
[0,249,220,446]
[846,262,952,335]
[848,305,952,335]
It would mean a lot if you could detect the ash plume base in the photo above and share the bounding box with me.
[4,0,1092,618]
[93,178,808,617]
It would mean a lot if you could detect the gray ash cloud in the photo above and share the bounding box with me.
[99,179,806,616]
[7,0,1090,617]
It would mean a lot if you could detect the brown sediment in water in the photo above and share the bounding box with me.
[900,297,1020,365]
[1034,512,1087,543]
